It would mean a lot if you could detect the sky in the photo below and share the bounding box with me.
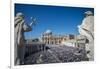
[15,3,94,39]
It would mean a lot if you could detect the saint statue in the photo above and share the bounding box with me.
[78,11,94,60]
[14,12,36,65]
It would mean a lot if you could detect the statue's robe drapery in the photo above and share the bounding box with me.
[78,16,94,42]
[78,15,94,60]
[14,16,32,65]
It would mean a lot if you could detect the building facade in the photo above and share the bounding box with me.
[41,30,75,45]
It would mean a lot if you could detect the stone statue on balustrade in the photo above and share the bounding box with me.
[78,11,94,61]
[14,12,36,65]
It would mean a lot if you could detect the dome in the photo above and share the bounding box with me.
[45,29,52,34]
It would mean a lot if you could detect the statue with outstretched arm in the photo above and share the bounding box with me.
[14,12,36,65]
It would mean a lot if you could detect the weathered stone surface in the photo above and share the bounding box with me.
[78,11,94,60]
[14,12,36,65]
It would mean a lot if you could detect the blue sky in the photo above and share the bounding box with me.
[15,4,94,39]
